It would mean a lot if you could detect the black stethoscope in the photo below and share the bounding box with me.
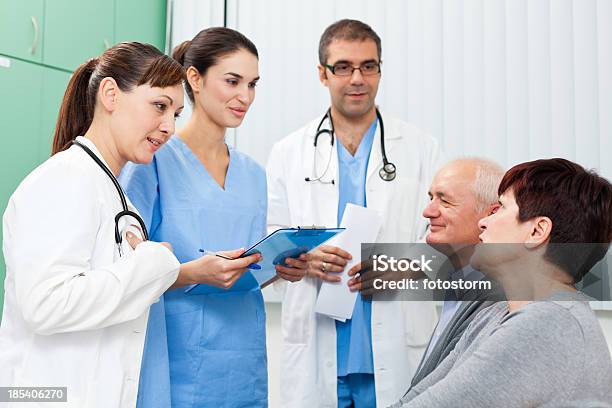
[73,140,149,257]
[304,107,396,184]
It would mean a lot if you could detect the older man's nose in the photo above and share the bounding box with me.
[423,200,439,219]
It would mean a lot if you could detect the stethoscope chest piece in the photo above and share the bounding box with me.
[379,162,396,181]
[307,107,397,184]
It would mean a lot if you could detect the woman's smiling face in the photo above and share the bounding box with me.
[190,48,260,129]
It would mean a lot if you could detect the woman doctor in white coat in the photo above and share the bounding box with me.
[0,42,259,407]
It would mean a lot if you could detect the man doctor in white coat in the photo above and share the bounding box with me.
[267,19,440,407]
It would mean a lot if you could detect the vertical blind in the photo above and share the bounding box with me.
[204,0,611,179]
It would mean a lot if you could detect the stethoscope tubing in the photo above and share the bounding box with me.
[72,141,149,249]
[309,108,396,182]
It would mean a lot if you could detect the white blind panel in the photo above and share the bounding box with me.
[482,0,508,162]
[599,0,612,178]
[527,0,552,161]
[463,0,485,157]
[549,0,576,161]
[442,0,464,156]
[422,0,444,143]
[573,0,600,169]
[505,0,529,167]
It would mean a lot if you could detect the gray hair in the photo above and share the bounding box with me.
[447,157,505,213]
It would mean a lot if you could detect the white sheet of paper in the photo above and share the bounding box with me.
[314,204,383,321]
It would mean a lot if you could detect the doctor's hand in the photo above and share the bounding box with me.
[274,258,307,282]
[348,259,426,296]
[126,231,173,252]
[347,260,382,296]
[277,245,351,283]
[173,249,262,290]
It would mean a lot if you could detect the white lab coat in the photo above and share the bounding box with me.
[0,137,180,407]
[267,112,440,408]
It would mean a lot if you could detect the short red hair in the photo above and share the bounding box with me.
[499,158,612,281]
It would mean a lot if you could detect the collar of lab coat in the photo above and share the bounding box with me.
[73,136,116,174]
[305,109,403,186]
[306,109,401,142]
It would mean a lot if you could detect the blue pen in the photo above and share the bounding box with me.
[198,249,261,270]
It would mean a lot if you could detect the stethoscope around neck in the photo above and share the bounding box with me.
[304,107,396,185]
[73,140,149,256]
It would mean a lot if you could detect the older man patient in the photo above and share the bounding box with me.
[351,158,505,388]
[409,158,504,386]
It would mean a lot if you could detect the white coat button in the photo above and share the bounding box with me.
[326,361,333,368]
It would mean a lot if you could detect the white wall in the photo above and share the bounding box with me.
[170,0,612,181]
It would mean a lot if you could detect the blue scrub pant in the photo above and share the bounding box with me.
[337,373,376,408]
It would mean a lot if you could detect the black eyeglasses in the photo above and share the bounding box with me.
[324,61,382,77]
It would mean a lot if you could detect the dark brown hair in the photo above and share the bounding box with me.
[318,19,382,65]
[172,27,258,103]
[52,42,185,155]
[499,158,612,281]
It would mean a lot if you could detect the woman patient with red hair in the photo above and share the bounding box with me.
[393,158,612,408]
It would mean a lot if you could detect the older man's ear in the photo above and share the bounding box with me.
[487,203,500,216]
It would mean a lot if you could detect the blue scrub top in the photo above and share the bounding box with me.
[120,135,268,408]
[336,120,377,376]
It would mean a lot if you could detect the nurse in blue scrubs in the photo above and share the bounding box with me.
[120,28,304,407]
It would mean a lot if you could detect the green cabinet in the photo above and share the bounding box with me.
[0,58,43,314]
[0,57,71,315]
[0,58,44,206]
[43,0,115,71]
[39,69,72,159]
[0,0,45,63]
[0,0,167,72]
[0,0,167,317]
[115,0,167,52]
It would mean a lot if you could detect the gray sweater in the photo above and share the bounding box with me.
[393,292,612,407]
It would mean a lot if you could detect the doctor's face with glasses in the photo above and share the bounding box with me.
[317,38,381,119]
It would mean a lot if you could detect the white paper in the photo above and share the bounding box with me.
[314,204,383,320]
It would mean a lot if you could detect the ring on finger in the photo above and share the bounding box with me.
[322,261,328,272]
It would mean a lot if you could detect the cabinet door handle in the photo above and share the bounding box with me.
[29,16,40,55]
[104,39,111,50]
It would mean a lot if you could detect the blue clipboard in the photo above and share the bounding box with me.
[184,227,345,295]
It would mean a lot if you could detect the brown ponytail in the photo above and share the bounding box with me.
[52,58,98,155]
[51,42,185,155]
[172,40,191,66]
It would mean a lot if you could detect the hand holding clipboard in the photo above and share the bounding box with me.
[185,227,345,294]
